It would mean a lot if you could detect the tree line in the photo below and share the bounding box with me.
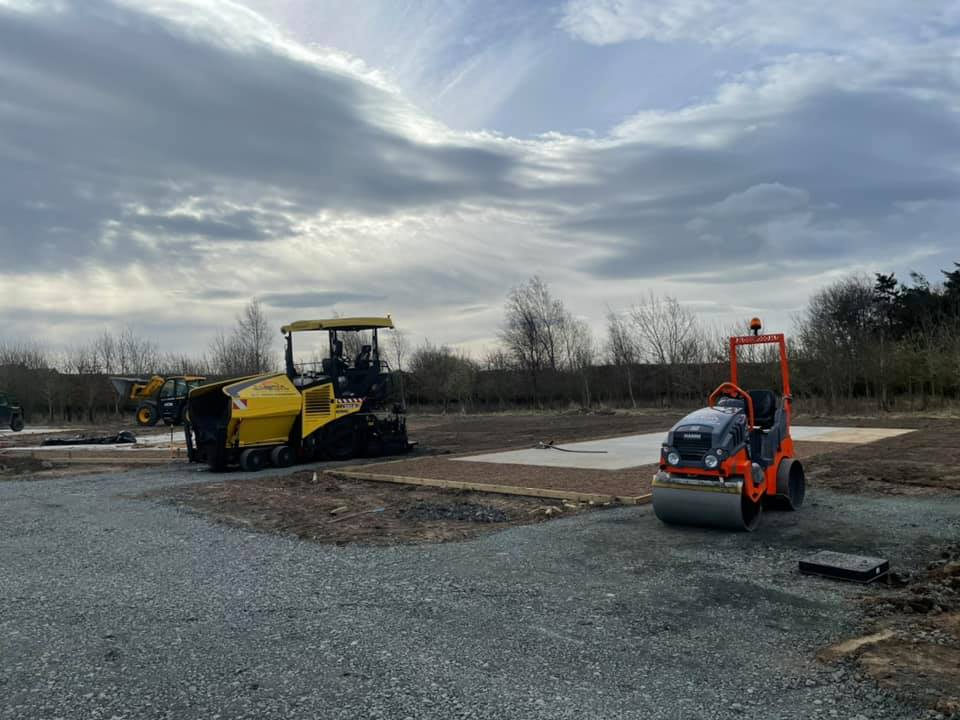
[3,264,958,422]
[403,265,960,412]
[0,301,274,422]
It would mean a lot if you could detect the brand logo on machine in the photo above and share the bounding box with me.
[682,433,702,439]
[335,398,365,415]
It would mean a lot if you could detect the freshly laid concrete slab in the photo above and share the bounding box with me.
[455,426,915,471]
[456,433,668,471]
[788,426,914,443]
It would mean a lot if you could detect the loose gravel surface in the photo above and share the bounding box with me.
[3,460,960,720]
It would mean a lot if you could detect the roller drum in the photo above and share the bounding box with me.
[652,474,762,532]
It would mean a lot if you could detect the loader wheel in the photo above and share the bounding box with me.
[772,458,805,510]
[270,445,294,468]
[239,448,267,472]
[136,403,158,427]
[10,415,24,432]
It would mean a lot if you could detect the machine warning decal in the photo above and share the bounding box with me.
[233,398,248,411]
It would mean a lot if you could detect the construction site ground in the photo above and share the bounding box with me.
[1,411,959,719]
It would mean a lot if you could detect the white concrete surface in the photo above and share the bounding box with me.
[454,426,915,471]
[456,434,666,470]
[0,426,70,436]
[787,426,914,443]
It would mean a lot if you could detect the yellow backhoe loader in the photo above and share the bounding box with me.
[110,375,207,426]
[184,316,409,471]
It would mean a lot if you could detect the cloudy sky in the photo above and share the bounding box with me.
[1,0,958,359]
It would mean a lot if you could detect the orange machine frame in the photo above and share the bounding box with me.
[660,329,794,504]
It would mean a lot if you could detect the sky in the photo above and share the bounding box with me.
[0,0,958,360]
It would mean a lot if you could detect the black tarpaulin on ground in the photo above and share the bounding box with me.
[42,431,137,446]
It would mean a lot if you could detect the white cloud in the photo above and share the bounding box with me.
[704,184,810,217]
[559,0,958,51]
[0,0,958,354]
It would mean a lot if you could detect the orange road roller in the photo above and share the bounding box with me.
[651,319,805,531]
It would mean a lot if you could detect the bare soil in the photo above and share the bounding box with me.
[357,455,657,498]
[821,544,960,715]
[141,415,953,549]
[0,454,130,480]
[405,410,679,453]
[803,424,960,496]
[142,413,675,545]
[342,440,883,501]
[145,470,589,545]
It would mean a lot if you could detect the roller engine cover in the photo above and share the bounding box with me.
[665,404,747,465]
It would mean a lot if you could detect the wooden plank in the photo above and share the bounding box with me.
[28,456,174,466]
[0,449,184,465]
[329,469,650,505]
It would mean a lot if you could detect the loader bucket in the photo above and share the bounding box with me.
[109,377,148,400]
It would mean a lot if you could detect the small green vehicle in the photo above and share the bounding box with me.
[0,392,25,432]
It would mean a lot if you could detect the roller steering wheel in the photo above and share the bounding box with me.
[708,382,756,428]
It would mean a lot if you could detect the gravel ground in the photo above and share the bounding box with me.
[2,462,959,720]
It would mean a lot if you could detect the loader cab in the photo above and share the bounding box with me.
[158,376,205,425]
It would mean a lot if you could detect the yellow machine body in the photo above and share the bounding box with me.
[126,374,206,401]
[197,372,363,450]
[186,316,409,471]
[131,375,165,400]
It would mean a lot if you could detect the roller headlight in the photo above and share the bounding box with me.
[704,454,719,469]
[667,451,681,466]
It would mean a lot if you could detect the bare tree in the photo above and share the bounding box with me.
[562,315,594,407]
[0,342,52,421]
[796,275,874,407]
[114,327,160,375]
[209,299,275,376]
[63,342,104,422]
[629,293,701,405]
[479,348,516,410]
[238,299,273,374]
[606,308,638,408]
[409,341,476,412]
[501,276,568,406]
[384,330,410,406]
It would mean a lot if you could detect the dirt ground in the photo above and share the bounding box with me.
[343,439,866,500]
[353,455,657,498]
[821,544,960,715]
[805,425,960,496]
[145,470,590,545]
[405,409,678,452]
[139,413,677,544]
[141,414,960,549]
[0,454,129,480]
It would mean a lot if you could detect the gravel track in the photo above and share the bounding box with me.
[2,463,959,719]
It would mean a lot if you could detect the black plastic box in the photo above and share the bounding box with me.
[799,551,889,583]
